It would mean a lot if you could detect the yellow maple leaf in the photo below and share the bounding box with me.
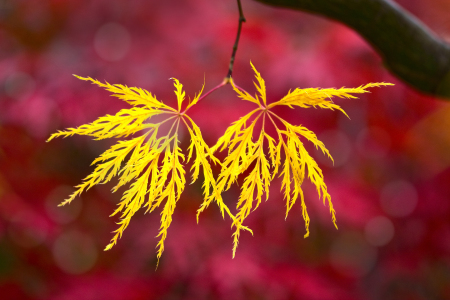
[48,75,250,266]
[209,62,394,257]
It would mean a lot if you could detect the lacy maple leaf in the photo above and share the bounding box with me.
[47,76,249,265]
[207,62,394,256]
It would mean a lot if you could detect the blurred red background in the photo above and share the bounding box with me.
[1,0,450,299]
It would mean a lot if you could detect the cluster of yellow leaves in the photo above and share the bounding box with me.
[48,62,393,263]
[47,76,248,266]
[207,62,394,256]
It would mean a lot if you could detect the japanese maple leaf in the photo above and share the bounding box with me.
[206,62,393,256]
[48,76,250,265]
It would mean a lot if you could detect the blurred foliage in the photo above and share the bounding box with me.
[0,0,450,299]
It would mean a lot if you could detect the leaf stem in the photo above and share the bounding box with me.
[182,0,246,110]
[180,0,246,112]
[262,113,266,133]
[226,0,246,79]
[182,80,227,114]
[266,112,282,138]
[165,118,179,140]
[232,81,250,95]
[268,110,287,125]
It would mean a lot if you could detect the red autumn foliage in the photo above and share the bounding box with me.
[0,0,450,299]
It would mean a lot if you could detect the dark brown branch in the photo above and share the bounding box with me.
[226,0,246,79]
[253,0,450,98]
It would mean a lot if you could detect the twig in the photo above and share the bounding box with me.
[226,0,246,79]
[185,0,248,107]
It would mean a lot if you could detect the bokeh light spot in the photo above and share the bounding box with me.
[356,126,391,159]
[52,231,98,275]
[94,23,131,62]
[364,216,395,246]
[317,129,352,168]
[329,233,377,277]
[45,185,82,224]
[4,72,36,100]
[8,211,48,248]
[380,180,418,217]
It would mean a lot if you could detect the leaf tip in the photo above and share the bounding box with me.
[73,74,87,80]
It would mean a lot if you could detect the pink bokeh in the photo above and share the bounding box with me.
[1,0,450,299]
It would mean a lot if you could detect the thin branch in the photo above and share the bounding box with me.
[226,0,246,79]
[253,0,450,99]
[184,0,246,107]
[231,81,249,95]
[182,80,226,114]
